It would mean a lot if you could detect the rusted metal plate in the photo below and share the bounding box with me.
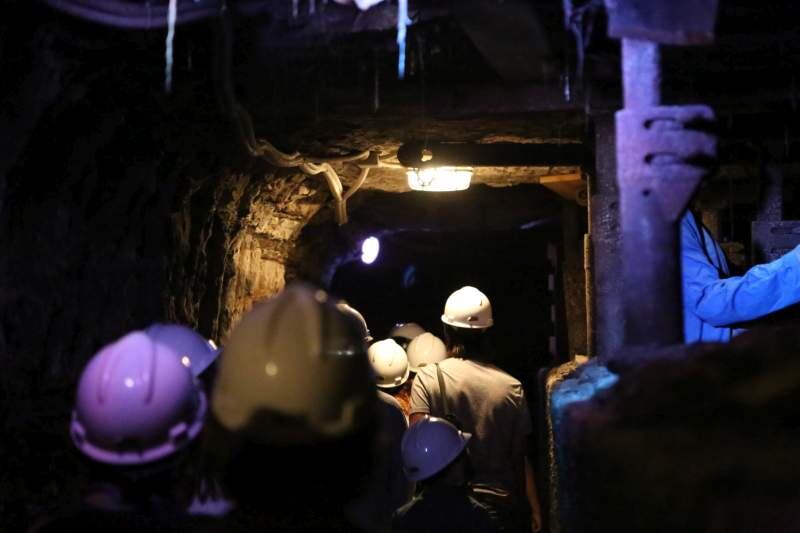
[615,105,717,348]
[752,221,800,263]
[616,104,717,222]
[604,0,719,45]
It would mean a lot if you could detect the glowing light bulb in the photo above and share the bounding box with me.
[407,167,473,192]
[361,237,380,264]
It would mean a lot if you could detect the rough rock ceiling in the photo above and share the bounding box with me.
[266,109,585,195]
[20,0,800,204]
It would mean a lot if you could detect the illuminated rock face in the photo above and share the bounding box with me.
[549,329,800,533]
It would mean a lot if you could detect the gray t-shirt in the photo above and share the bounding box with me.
[409,358,531,493]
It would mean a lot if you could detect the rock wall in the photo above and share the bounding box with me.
[215,172,329,338]
[550,329,800,533]
[0,13,332,526]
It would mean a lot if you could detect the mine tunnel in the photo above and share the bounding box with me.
[2,0,800,531]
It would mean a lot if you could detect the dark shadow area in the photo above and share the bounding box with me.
[291,183,573,380]
[330,226,558,380]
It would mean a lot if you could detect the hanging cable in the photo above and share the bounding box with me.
[396,0,409,79]
[211,3,397,224]
[165,0,178,93]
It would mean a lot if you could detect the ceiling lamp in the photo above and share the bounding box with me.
[398,141,583,193]
[407,166,474,192]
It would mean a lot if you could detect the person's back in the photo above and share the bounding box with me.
[410,358,529,492]
[409,286,541,532]
[393,486,497,533]
[394,415,497,533]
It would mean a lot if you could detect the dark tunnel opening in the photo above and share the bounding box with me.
[329,226,560,379]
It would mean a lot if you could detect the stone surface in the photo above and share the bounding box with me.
[0,19,330,526]
[550,329,800,532]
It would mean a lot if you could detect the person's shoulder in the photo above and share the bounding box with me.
[439,357,473,372]
[681,210,703,244]
[466,360,521,386]
[414,362,440,382]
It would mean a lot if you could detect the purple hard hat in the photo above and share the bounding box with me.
[401,415,471,481]
[70,331,207,465]
[145,323,220,378]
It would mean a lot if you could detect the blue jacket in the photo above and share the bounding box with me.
[682,212,800,343]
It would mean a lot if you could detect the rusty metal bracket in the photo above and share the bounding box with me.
[616,105,717,222]
[615,104,717,347]
[601,0,719,349]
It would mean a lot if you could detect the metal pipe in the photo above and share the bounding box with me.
[618,39,684,347]
[619,197,683,346]
[622,39,661,108]
[584,232,594,357]
[590,115,624,358]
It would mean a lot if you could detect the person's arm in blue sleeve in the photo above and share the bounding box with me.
[682,213,800,327]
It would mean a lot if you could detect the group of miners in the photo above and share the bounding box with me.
[31,283,542,533]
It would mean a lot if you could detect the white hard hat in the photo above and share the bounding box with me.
[406,332,447,372]
[441,286,493,329]
[211,283,375,443]
[145,323,220,378]
[401,415,471,481]
[368,339,410,388]
[71,331,206,465]
[335,301,373,343]
[389,322,426,342]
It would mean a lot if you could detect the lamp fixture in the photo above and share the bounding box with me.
[398,141,585,193]
[407,166,474,192]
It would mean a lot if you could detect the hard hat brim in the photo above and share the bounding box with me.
[71,390,207,465]
[376,366,410,388]
[440,314,493,329]
[189,347,222,378]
